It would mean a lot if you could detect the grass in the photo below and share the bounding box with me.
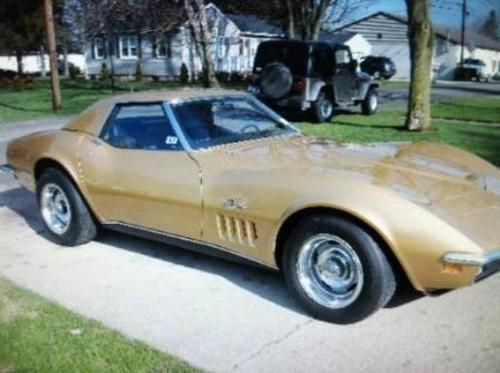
[432,98,500,123]
[299,104,500,166]
[0,277,198,372]
[0,78,188,123]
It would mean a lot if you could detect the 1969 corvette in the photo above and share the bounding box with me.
[3,89,500,323]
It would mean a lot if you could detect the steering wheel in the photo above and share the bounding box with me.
[240,124,259,134]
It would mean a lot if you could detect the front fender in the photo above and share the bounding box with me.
[272,179,482,291]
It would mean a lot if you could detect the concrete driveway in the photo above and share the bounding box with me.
[1,109,500,373]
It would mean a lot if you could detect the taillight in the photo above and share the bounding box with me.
[292,78,306,93]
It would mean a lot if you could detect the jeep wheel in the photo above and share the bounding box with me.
[312,92,334,123]
[361,87,378,115]
[282,214,396,324]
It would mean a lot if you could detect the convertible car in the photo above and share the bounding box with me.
[3,89,500,323]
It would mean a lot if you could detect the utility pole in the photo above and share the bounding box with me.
[43,0,62,111]
[460,0,467,66]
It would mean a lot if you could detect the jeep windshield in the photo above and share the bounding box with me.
[171,96,297,150]
[254,41,309,76]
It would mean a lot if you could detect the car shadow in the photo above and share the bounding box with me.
[0,185,425,314]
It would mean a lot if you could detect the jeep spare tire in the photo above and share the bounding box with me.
[259,63,293,99]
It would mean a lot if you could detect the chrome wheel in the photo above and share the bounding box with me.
[319,98,333,119]
[40,183,72,235]
[296,234,364,309]
[369,93,378,112]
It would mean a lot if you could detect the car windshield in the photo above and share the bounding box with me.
[171,96,296,149]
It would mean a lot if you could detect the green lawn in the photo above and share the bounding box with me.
[0,78,187,123]
[432,98,500,123]
[0,277,198,372]
[299,104,500,166]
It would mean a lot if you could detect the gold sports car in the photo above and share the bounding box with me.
[3,89,500,323]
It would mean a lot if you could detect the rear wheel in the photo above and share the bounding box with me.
[361,87,378,115]
[312,92,334,123]
[37,168,97,246]
[282,214,396,324]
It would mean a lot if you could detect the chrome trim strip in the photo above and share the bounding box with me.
[105,221,276,270]
[0,164,15,175]
[442,249,500,266]
[162,102,193,152]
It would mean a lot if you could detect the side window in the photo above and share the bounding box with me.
[311,46,334,76]
[335,48,351,67]
[101,103,182,151]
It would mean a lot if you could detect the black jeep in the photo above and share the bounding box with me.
[248,40,379,123]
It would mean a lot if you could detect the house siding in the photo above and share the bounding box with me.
[338,13,500,80]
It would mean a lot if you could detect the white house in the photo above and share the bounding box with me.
[319,31,372,61]
[84,3,371,80]
[0,54,86,75]
[336,12,500,80]
[85,3,283,79]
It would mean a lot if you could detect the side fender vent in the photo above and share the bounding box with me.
[216,214,257,247]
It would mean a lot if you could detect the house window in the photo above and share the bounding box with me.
[94,38,105,59]
[239,39,244,56]
[377,33,383,40]
[231,56,239,72]
[217,37,227,58]
[119,35,138,59]
[155,36,172,58]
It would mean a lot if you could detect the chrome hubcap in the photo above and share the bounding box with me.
[369,93,378,111]
[297,234,364,308]
[320,99,333,119]
[40,183,71,235]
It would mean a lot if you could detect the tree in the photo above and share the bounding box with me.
[44,0,62,111]
[0,1,45,74]
[405,0,433,131]
[215,0,365,41]
[183,0,219,87]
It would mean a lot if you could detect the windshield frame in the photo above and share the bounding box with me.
[165,94,300,151]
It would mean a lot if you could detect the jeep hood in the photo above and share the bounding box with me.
[212,135,500,250]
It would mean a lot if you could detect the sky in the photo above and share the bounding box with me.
[352,0,500,32]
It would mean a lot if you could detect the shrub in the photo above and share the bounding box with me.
[24,76,35,90]
[179,63,189,84]
[12,75,23,91]
[69,64,80,80]
[100,63,110,81]
[135,63,143,81]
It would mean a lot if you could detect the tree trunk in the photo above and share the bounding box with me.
[43,0,62,111]
[63,46,69,77]
[40,45,47,77]
[15,50,23,75]
[405,0,433,131]
[285,0,295,39]
[184,0,219,88]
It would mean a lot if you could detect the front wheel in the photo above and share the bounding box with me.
[282,214,396,324]
[311,92,334,123]
[361,87,378,115]
[37,168,97,246]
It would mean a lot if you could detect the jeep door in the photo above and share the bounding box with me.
[332,47,356,103]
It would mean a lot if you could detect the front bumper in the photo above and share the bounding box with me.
[442,249,500,282]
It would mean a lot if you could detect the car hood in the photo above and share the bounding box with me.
[211,135,500,250]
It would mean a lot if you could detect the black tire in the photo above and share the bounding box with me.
[37,168,97,246]
[361,87,378,115]
[282,214,396,324]
[311,92,334,123]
